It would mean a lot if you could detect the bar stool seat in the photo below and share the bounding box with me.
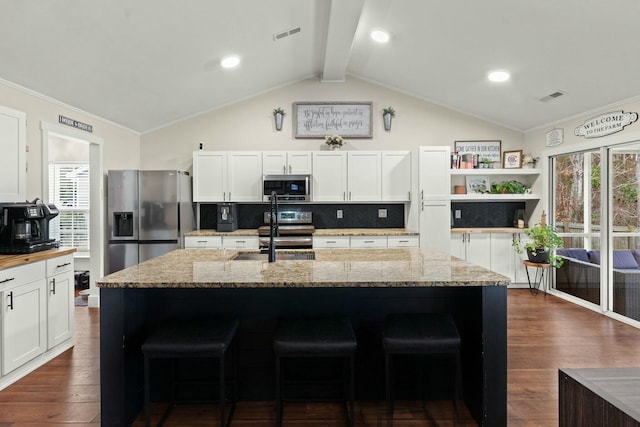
[142,317,239,427]
[274,316,357,427]
[383,313,462,425]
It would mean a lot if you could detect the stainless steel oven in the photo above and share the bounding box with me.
[262,174,311,202]
[258,211,314,250]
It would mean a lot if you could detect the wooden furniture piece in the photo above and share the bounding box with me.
[141,317,239,427]
[524,260,552,295]
[559,367,640,427]
[383,313,462,425]
[273,317,357,427]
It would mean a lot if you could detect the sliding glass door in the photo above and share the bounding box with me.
[551,150,601,306]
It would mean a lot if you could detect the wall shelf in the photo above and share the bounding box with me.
[450,168,540,176]
[451,194,540,202]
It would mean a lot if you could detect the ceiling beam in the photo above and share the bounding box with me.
[321,0,365,83]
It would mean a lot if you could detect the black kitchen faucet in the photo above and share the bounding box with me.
[268,191,279,262]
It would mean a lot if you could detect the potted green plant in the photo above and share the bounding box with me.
[382,106,395,131]
[324,134,344,149]
[490,180,529,194]
[273,107,285,131]
[513,214,564,267]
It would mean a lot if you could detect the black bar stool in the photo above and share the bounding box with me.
[141,317,240,427]
[383,313,462,425]
[273,316,357,427]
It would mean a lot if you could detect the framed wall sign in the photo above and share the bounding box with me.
[293,102,372,138]
[454,140,501,163]
[503,150,523,169]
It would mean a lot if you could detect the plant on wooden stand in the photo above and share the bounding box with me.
[512,211,564,267]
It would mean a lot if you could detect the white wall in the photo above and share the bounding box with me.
[0,80,141,200]
[140,76,526,170]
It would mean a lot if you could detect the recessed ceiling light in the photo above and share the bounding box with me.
[488,70,510,82]
[221,55,241,69]
[370,29,390,43]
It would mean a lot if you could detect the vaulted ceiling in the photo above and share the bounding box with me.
[1,0,639,133]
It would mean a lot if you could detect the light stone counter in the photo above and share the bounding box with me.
[97,248,509,289]
[185,229,258,236]
[185,228,418,237]
[451,227,525,234]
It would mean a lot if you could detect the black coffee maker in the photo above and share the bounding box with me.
[0,200,60,254]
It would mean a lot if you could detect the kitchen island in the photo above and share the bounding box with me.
[97,248,508,426]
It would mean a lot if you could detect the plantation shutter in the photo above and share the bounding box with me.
[48,163,90,252]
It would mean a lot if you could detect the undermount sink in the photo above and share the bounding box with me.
[231,251,315,261]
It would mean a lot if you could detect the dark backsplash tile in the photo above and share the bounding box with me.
[199,203,405,229]
[451,201,526,228]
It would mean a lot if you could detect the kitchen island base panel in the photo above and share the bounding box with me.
[100,286,506,427]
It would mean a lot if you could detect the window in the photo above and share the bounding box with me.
[48,163,90,252]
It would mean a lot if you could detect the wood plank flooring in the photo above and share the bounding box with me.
[0,289,639,426]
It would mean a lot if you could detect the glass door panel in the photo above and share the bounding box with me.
[552,151,601,306]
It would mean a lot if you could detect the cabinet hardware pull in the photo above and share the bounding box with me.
[364,240,374,243]
[288,165,292,174]
[283,165,287,174]
[408,191,411,201]
[349,191,352,200]
[7,291,13,310]
[0,277,15,284]
[57,262,71,268]
[343,192,346,201]
[327,240,336,244]
[197,240,208,243]
[398,240,408,243]
[51,278,56,294]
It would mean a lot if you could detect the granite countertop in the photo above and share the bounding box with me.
[0,248,77,270]
[185,228,418,237]
[97,248,510,289]
[451,227,525,234]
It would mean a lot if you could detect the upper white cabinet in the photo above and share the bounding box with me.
[193,151,262,202]
[347,152,381,201]
[450,168,541,201]
[382,151,411,201]
[312,152,348,201]
[0,105,26,202]
[262,151,312,175]
[419,146,451,199]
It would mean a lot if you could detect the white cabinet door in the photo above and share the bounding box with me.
[419,146,451,199]
[350,236,387,248]
[0,105,26,202]
[262,152,312,175]
[348,152,381,201]
[262,152,288,175]
[382,151,411,201]
[312,152,348,201]
[313,236,351,249]
[287,152,312,175]
[227,152,262,202]
[47,271,74,349]
[2,278,47,375]
[450,233,466,260]
[420,201,451,253]
[184,236,223,249]
[193,152,226,202]
[490,233,516,282]
[387,236,419,247]
[465,233,491,270]
[222,236,259,249]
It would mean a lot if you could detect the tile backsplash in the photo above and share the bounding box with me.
[451,201,526,228]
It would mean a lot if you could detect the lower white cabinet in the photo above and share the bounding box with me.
[222,236,259,249]
[314,235,419,249]
[0,253,75,386]
[46,254,74,349]
[451,232,526,284]
[184,235,258,250]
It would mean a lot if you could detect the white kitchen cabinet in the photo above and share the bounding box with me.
[313,236,351,249]
[46,255,74,349]
[419,146,451,200]
[0,105,26,202]
[184,235,223,249]
[382,151,411,201]
[221,236,259,249]
[450,232,491,269]
[193,151,262,202]
[347,152,382,201]
[419,201,451,253]
[1,262,47,375]
[312,152,348,201]
[262,151,312,175]
[387,235,419,248]
[350,236,387,248]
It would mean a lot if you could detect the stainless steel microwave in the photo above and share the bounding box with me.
[263,174,312,202]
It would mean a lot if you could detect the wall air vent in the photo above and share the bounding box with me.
[539,91,566,102]
[273,26,302,42]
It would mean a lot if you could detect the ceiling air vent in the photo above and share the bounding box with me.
[273,26,302,42]
[539,91,566,103]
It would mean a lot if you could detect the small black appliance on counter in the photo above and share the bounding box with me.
[217,203,238,232]
[0,200,60,254]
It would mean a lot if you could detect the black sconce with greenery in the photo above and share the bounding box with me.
[273,107,285,131]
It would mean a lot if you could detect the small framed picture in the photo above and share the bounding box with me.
[503,150,523,169]
[465,176,490,194]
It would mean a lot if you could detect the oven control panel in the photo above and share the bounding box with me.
[263,211,312,224]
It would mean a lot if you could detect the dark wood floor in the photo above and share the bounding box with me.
[1,289,639,426]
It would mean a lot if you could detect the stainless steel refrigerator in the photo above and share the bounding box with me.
[107,170,194,273]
